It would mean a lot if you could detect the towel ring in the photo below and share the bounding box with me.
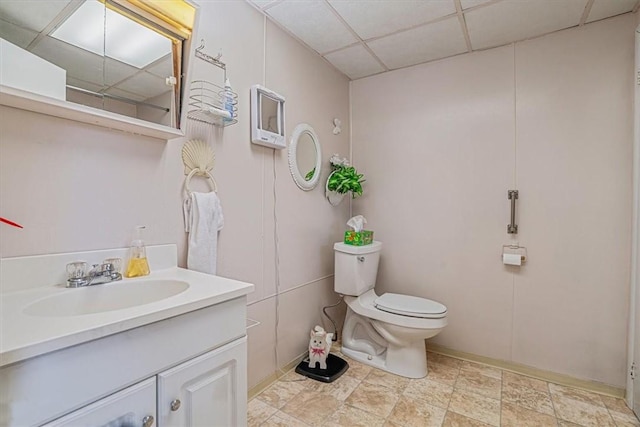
[184,168,217,194]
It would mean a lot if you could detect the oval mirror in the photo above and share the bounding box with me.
[288,124,322,191]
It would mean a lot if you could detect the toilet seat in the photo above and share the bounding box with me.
[374,293,447,319]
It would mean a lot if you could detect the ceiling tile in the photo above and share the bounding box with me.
[104,87,147,102]
[31,36,105,86]
[460,0,495,9]
[0,18,38,49]
[266,0,357,53]
[367,16,467,70]
[586,0,636,23]
[67,76,104,93]
[0,0,72,32]
[104,57,140,86]
[146,54,173,78]
[116,71,172,100]
[327,0,456,40]
[465,0,588,50]
[248,0,280,8]
[324,44,385,79]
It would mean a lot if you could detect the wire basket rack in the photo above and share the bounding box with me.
[187,80,238,127]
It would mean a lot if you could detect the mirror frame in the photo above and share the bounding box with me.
[288,123,322,191]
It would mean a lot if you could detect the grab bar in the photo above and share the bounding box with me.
[508,190,518,234]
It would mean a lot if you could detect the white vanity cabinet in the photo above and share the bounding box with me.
[42,378,157,427]
[157,338,247,427]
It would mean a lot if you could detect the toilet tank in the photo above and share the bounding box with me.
[334,241,382,296]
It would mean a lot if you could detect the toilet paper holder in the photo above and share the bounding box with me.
[502,244,527,263]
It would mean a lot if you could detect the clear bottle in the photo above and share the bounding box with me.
[125,226,150,278]
[223,78,234,123]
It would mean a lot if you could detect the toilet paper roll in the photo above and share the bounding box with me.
[503,253,522,266]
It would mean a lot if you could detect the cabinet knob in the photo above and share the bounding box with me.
[170,399,181,411]
[142,415,154,427]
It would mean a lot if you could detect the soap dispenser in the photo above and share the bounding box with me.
[125,226,150,278]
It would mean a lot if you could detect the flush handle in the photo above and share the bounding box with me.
[357,256,365,262]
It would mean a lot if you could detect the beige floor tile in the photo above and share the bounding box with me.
[460,360,502,380]
[448,388,501,426]
[426,360,460,386]
[257,380,307,409]
[557,421,583,427]
[549,383,605,407]
[387,394,447,427]
[442,411,493,427]
[601,395,636,416]
[304,375,361,401]
[502,378,555,416]
[456,369,502,400]
[248,399,278,427]
[281,390,342,427]
[345,381,399,418]
[382,421,404,427]
[427,352,462,369]
[262,411,310,427]
[501,401,557,427]
[322,404,386,427]
[363,369,410,393]
[611,411,640,427]
[502,371,549,392]
[342,357,373,381]
[403,377,453,409]
[552,393,615,427]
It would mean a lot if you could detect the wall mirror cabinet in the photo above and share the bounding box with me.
[0,0,197,139]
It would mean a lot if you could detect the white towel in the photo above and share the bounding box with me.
[183,191,224,275]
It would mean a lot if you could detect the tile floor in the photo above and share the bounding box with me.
[248,349,640,427]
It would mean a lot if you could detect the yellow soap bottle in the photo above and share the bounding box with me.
[125,225,150,278]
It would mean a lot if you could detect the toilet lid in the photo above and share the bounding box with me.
[374,293,447,319]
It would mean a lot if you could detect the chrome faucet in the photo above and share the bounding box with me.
[66,259,123,288]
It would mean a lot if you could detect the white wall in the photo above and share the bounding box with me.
[0,0,350,389]
[351,14,635,387]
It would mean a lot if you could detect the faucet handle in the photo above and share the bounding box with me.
[103,258,122,274]
[66,261,87,280]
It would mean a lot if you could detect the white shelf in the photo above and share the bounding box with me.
[0,85,184,141]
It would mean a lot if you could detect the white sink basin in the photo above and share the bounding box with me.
[23,279,190,317]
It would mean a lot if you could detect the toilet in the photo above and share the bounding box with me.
[335,241,447,378]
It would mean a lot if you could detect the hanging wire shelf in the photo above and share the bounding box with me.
[187,80,238,127]
[186,40,238,127]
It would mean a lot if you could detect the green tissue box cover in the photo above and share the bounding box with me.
[344,230,374,246]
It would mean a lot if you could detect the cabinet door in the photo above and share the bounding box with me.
[157,337,247,427]
[42,378,156,427]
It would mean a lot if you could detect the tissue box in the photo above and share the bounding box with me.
[344,230,374,246]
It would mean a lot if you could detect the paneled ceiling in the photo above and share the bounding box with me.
[248,0,640,80]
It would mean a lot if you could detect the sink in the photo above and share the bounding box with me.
[23,279,190,317]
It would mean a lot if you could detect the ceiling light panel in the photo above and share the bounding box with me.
[324,44,385,79]
[367,16,467,70]
[328,0,456,40]
[0,0,71,32]
[51,0,172,68]
[465,0,588,50]
[586,0,636,23]
[266,0,357,53]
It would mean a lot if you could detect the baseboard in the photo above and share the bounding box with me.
[427,343,625,398]
[248,352,307,400]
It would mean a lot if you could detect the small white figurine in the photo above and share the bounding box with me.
[308,325,333,370]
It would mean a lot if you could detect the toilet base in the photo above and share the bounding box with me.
[341,339,428,379]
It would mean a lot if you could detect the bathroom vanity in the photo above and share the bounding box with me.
[0,245,254,427]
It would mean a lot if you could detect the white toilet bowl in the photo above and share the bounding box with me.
[341,289,447,379]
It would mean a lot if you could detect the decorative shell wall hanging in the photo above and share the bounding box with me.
[182,139,215,176]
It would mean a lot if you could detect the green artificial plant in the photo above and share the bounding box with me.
[327,155,365,198]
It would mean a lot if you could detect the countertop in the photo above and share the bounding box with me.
[0,267,254,367]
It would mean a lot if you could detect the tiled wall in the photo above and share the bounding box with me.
[351,14,635,388]
[0,1,350,388]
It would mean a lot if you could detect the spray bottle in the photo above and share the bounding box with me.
[125,226,150,278]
